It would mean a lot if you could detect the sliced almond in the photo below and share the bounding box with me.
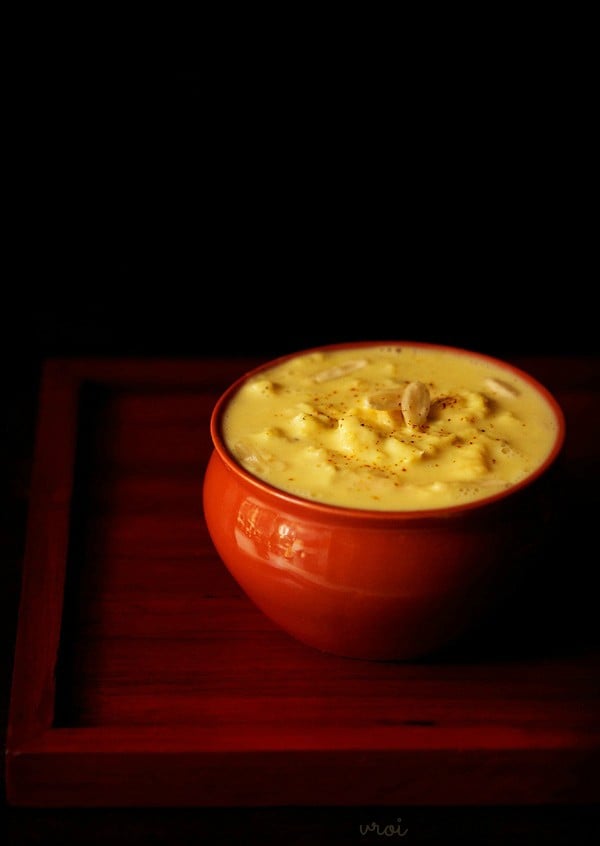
[484,377,518,398]
[313,359,367,383]
[401,381,431,427]
[232,440,269,475]
[365,388,406,410]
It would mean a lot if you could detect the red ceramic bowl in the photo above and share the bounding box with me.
[202,342,566,661]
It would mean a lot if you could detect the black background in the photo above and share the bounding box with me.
[3,61,599,844]
[5,64,598,372]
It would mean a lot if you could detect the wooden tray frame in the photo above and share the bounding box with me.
[6,357,600,807]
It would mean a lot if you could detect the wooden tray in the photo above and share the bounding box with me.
[6,356,600,807]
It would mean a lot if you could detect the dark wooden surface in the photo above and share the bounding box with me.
[2,353,600,843]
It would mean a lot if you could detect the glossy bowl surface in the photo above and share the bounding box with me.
[203,341,566,661]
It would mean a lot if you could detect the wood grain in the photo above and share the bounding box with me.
[5,355,600,807]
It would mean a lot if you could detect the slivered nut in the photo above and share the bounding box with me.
[313,359,367,383]
[401,381,431,427]
[233,443,268,475]
[484,377,518,398]
[365,388,406,410]
[232,441,286,474]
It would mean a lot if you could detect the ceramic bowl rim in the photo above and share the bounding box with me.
[209,340,567,522]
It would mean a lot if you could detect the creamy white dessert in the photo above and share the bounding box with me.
[221,344,560,511]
